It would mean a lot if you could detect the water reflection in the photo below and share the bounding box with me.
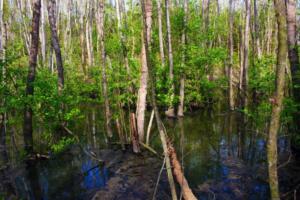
[161,110,273,199]
[1,105,296,199]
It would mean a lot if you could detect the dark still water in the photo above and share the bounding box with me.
[0,105,299,200]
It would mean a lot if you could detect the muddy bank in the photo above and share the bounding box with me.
[92,148,171,200]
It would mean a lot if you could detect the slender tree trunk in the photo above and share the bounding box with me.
[86,0,94,67]
[165,0,175,118]
[64,0,72,60]
[253,0,261,58]
[96,0,113,138]
[16,0,31,55]
[157,0,165,65]
[267,0,288,198]
[286,0,300,134]
[79,5,87,76]
[40,0,46,64]
[241,0,250,109]
[266,1,273,55]
[23,0,41,154]
[0,0,7,161]
[228,0,234,110]
[141,0,177,199]
[48,0,64,94]
[136,40,148,142]
[177,0,188,117]
[136,0,151,142]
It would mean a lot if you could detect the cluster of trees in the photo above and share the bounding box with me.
[0,0,299,198]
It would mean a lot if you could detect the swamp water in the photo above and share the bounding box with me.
[0,105,299,200]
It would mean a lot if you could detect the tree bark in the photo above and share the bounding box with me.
[253,0,262,58]
[96,0,113,138]
[268,0,288,198]
[23,0,41,154]
[86,0,94,67]
[157,0,165,65]
[177,0,188,117]
[136,0,151,142]
[286,0,300,133]
[241,0,250,109]
[165,0,175,118]
[40,0,46,64]
[0,0,7,161]
[136,40,148,142]
[228,0,234,110]
[141,0,178,199]
[48,0,64,94]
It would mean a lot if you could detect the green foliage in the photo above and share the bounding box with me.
[50,137,76,154]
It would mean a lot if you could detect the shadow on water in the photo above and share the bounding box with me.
[1,104,299,199]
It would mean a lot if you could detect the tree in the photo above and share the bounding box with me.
[267,0,288,198]
[157,0,165,65]
[96,0,113,138]
[23,0,41,154]
[136,0,151,142]
[240,0,250,109]
[177,0,188,117]
[48,0,64,94]
[165,0,175,118]
[228,0,234,110]
[0,0,7,161]
[286,0,300,136]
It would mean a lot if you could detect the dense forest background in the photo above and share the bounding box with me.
[0,0,300,199]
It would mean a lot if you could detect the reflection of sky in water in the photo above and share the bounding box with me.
[81,160,108,190]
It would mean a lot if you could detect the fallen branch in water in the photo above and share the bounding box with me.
[139,141,159,156]
[167,139,197,200]
[62,125,104,163]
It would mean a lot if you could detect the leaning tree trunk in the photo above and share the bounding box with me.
[165,0,175,118]
[136,0,151,142]
[48,0,64,94]
[268,0,288,198]
[286,0,300,134]
[140,0,177,199]
[177,0,188,117]
[228,0,234,110]
[23,0,41,154]
[96,0,113,138]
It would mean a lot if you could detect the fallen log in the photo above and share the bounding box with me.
[167,139,197,200]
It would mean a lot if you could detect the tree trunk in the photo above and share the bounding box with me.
[136,40,148,142]
[48,0,64,94]
[96,0,113,138]
[157,0,165,65]
[268,0,288,198]
[40,0,46,64]
[64,0,72,59]
[177,0,188,117]
[228,0,234,110]
[16,0,31,55]
[241,0,250,109]
[165,0,175,118]
[86,0,94,67]
[23,0,41,154]
[286,0,300,134]
[136,0,151,142]
[0,0,7,161]
[253,0,262,58]
[141,0,178,199]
